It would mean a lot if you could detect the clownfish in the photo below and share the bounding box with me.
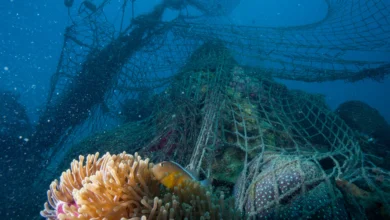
[151,161,210,189]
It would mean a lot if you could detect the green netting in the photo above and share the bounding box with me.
[44,40,389,219]
[48,0,390,105]
[18,0,390,219]
[171,0,390,82]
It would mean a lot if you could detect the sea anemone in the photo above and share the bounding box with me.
[40,152,240,219]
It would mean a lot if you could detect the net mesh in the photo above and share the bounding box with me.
[17,0,390,219]
[48,40,389,218]
[139,42,389,218]
[173,0,390,82]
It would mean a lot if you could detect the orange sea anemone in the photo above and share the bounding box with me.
[40,152,240,220]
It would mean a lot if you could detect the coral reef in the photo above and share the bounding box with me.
[41,152,240,219]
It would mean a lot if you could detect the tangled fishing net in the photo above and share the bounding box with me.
[42,40,389,219]
[7,0,389,219]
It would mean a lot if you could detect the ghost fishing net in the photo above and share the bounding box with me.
[50,39,390,219]
[139,41,390,219]
[37,0,390,152]
[16,0,390,219]
[56,40,390,217]
[177,0,390,82]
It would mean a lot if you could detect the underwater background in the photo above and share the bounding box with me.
[1,0,389,219]
[1,0,389,124]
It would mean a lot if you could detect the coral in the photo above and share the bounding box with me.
[336,100,390,146]
[336,100,390,169]
[235,155,348,219]
[41,152,240,220]
[280,182,348,219]
[212,146,245,184]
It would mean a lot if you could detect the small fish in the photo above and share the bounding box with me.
[151,161,210,189]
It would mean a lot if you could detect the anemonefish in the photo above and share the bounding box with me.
[151,161,210,189]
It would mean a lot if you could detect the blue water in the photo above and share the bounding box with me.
[1,0,388,124]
